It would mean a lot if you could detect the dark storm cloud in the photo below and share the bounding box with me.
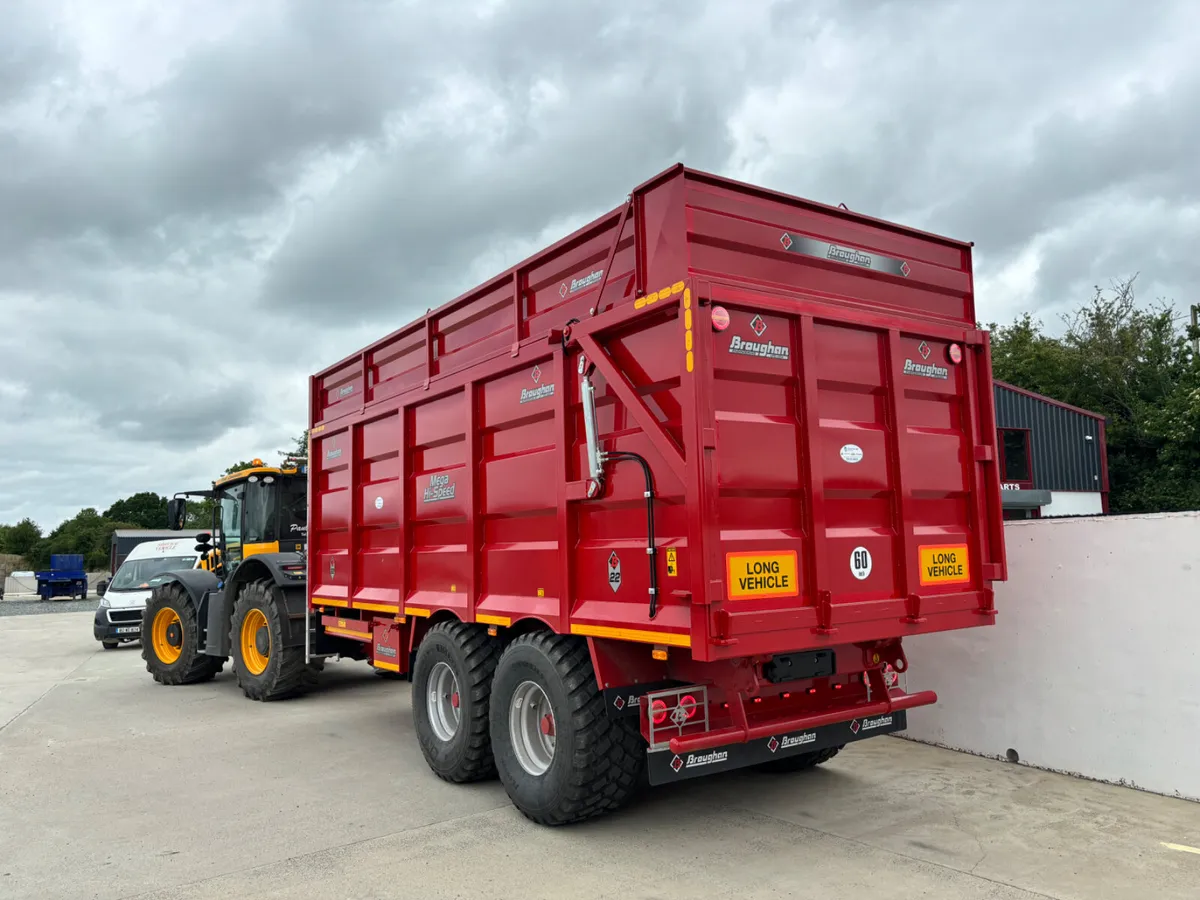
[260,1,767,318]
[108,390,258,445]
[0,2,74,106]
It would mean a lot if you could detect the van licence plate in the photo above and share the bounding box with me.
[115,626,140,635]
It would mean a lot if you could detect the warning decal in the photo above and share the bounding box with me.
[726,551,800,601]
[665,547,678,577]
[918,544,970,586]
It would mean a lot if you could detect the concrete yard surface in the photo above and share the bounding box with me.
[1,612,1197,900]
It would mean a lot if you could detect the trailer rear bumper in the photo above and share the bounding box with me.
[664,688,937,755]
[647,708,911,785]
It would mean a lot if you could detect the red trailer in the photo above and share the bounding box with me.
[306,164,1007,824]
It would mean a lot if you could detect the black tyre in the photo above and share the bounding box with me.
[229,580,323,701]
[141,583,225,685]
[489,632,645,826]
[412,620,500,783]
[101,641,119,650]
[755,745,843,773]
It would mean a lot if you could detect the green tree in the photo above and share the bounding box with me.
[103,492,169,530]
[28,509,139,571]
[278,429,309,464]
[185,498,217,531]
[0,518,42,558]
[988,275,1200,514]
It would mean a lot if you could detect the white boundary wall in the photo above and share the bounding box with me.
[904,511,1200,801]
[1041,491,1104,517]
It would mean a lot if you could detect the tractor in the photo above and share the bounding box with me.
[140,459,326,700]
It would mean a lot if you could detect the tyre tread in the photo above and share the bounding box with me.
[141,582,224,684]
[421,619,500,783]
[231,579,323,701]
[501,631,645,826]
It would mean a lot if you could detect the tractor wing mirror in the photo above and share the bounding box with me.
[166,498,187,530]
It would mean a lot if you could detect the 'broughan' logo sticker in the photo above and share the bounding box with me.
[729,335,790,360]
[780,232,911,278]
[729,313,789,360]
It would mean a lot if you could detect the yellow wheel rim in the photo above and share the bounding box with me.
[240,608,270,676]
[151,608,183,665]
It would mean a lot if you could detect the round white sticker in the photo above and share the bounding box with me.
[850,546,873,580]
[374,496,384,510]
[840,443,864,464]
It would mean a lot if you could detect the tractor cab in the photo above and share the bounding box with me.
[166,459,308,578]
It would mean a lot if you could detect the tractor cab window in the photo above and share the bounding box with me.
[219,482,245,567]
[279,478,307,545]
[243,478,278,544]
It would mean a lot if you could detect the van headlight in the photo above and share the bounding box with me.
[99,595,111,608]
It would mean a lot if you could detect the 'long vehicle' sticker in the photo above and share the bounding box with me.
[918,544,970,586]
[726,551,800,600]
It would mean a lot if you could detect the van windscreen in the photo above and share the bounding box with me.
[110,556,197,591]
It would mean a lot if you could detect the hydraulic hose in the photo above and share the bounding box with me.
[605,451,660,619]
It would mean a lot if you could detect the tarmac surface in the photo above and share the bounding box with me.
[1,610,1198,900]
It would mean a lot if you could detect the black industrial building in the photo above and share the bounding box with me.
[993,381,1109,520]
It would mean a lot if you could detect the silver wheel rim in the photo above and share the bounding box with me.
[427,661,461,742]
[509,680,556,776]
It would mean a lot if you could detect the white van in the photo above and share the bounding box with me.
[93,537,204,649]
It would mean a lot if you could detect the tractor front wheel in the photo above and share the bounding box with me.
[229,580,322,701]
[141,583,224,685]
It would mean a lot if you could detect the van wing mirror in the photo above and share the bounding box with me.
[166,498,187,531]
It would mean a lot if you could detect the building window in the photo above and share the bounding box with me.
[1000,429,1031,483]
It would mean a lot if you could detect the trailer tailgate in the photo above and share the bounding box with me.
[703,286,1001,656]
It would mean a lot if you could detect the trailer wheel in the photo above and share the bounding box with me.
[141,583,224,685]
[755,745,843,773]
[229,580,323,702]
[489,632,645,826]
[411,620,500,783]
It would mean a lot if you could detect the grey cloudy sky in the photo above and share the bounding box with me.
[2,0,1198,530]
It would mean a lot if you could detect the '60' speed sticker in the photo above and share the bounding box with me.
[850,546,873,581]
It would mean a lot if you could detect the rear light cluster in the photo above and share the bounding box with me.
[650,693,698,725]
[645,686,711,750]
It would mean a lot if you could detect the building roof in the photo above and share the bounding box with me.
[993,380,1106,422]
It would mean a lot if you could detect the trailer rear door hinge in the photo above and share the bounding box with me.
[902,592,927,624]
[702,428,717,449]
[710,608,738,646]
[974,444,994,462]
